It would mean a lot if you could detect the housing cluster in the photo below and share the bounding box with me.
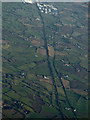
[37,3,58,15]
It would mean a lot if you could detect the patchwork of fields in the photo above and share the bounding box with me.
[2,2,88,119]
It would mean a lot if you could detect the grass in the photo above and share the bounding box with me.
[30,62,50,76]
[5,90,21,100]
[40,105,60,118]
[2,2,88,119]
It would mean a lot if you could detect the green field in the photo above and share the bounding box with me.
[2,2,88,119]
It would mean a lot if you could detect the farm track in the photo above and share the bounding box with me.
[36,3,78,120]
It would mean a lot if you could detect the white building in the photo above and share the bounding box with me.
[44,76,49,80]
[45,9,47,13]
[23,0,34,4]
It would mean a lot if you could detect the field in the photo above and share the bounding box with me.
[2,2,88,119]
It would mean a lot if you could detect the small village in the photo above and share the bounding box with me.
[37,3,58,15]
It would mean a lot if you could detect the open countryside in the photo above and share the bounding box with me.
[2,2,88,119]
